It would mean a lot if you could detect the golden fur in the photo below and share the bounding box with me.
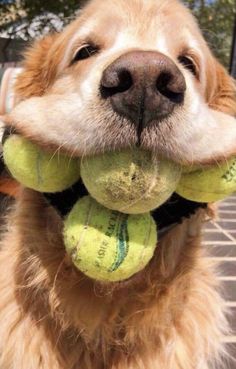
[0,0,236,368]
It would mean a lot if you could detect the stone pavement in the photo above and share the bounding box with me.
[204,195,236,368]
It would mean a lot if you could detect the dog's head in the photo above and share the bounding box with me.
[3,0,235,168]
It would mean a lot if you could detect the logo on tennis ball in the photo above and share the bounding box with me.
[109,215,129,273]
[222,160,236,183]
[94,211,129,273]
[177,158,236,203]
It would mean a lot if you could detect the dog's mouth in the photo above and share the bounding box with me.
[2,127,208,285]
[3,126,206,228]
[4,93,236,168]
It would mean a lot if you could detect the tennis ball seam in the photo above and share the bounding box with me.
[178,183,234,196]
[138,215,156,270]
[119,154,177,213]
[119,154,159,212]
[74,197,94,255]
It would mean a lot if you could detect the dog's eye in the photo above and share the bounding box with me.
[72,44,99,63]
[178,55,198,77]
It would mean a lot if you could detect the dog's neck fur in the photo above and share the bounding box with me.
[0,188,227,369]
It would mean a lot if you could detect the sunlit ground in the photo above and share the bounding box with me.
[204,195,236,366]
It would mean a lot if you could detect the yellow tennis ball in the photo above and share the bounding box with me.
[80,149,181,214]
[3,134,80,193]
[176,159,236,202]
[64,196,157,282]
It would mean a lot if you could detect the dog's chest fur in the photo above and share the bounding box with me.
[0,189,228,369]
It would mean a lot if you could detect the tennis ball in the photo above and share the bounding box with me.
[64,196,157,282]
[3,134,80,193]
[177,158,236,202]
[80,149,181,214]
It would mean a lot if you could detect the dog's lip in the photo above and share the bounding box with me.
[4,123,235,169]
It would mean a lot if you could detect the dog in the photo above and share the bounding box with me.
[0,0,236,368]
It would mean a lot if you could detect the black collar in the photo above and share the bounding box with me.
[44,180,207,232]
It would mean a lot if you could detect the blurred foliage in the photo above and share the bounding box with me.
[184,0,236,67]
[0,0,82,21]
[0,0,84,39]
[0,0,235,67]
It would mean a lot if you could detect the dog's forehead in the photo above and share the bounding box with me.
[67,0,200,49]
[58,0,206,76]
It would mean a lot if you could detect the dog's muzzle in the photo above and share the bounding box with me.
[100,50,186,136]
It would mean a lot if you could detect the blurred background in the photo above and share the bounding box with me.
[0,0,235,72]
[0,0,235,366]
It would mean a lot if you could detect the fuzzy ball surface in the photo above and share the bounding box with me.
[80,149,181,214]
[176,159,236,202]
[64,196,157,282]
[3,134,80,193]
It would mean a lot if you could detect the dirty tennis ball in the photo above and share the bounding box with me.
[64,196,157,282]
[80,149,181,214]
[3,134,80,193]
[176,158,236,202]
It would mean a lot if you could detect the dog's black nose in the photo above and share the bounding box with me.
[100,51,186,129]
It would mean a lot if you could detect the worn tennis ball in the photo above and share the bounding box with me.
[80,149,181,214]
[176,159,236,202]
[64,196,157,282]
[3,134,80,193]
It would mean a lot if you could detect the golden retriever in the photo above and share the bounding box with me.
[0,0,236,368]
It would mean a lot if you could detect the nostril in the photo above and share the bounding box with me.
[100,69,133,99]
[156,72,172,90]
[117,70,133,93]
[156,72,185,104]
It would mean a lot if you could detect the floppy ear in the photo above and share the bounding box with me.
[206,58,236,116]
[15,33,60,100]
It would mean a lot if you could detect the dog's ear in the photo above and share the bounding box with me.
[15,34,60,100]
[206,57,236,116]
